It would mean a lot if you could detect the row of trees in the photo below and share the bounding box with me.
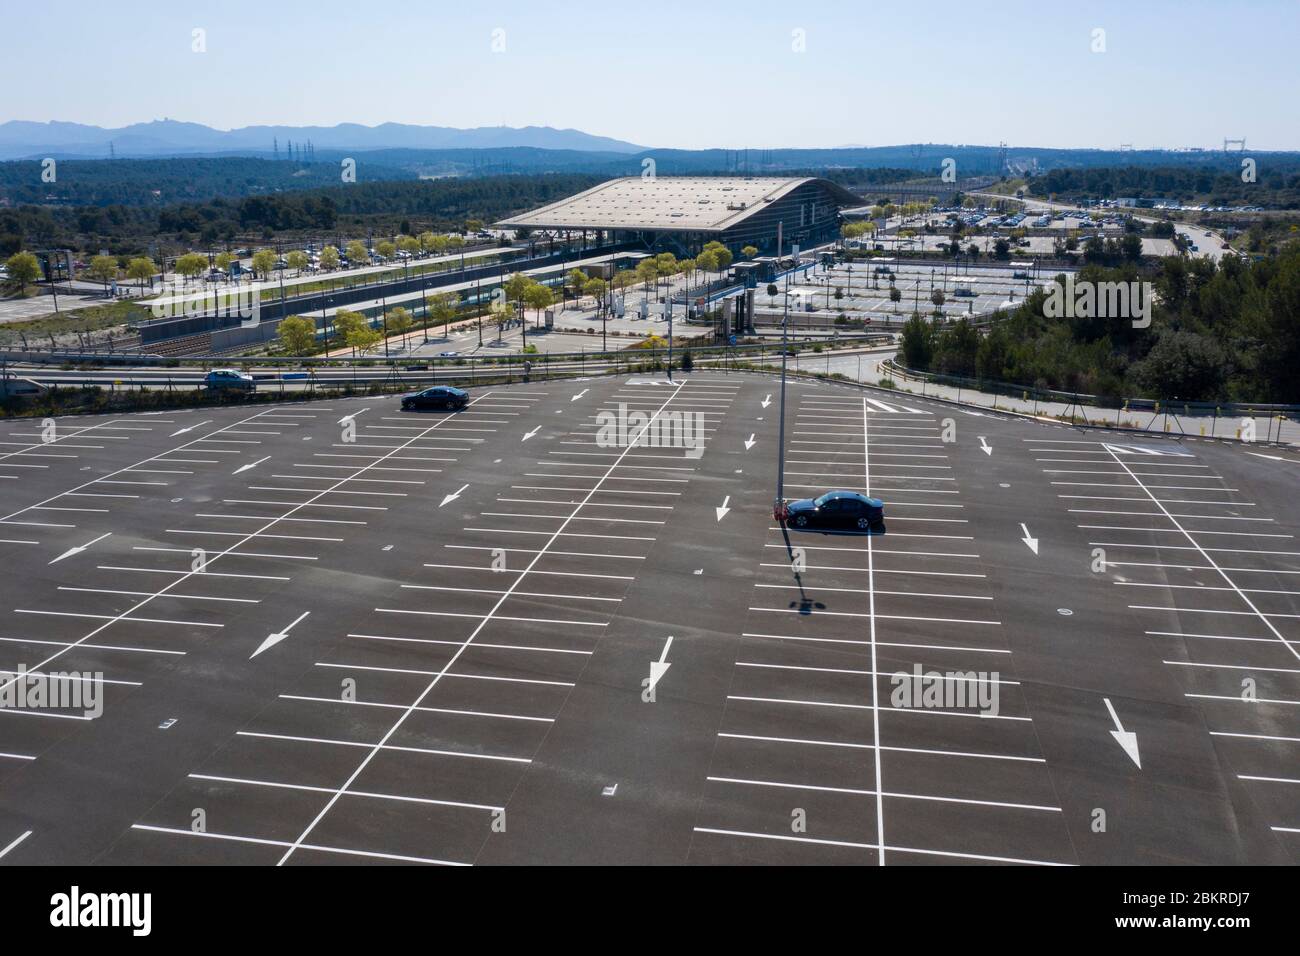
[274,288,465,357]
[898,243,1300,402]
[0,171,593,256]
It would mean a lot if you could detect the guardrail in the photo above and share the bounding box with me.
[0,334,890,370]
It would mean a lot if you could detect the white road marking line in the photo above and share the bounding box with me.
[717,732,1043,762]
[235,730,530,763]
[98,565,289,581]
[690,828,1070,866]
[57,586,258,604]
[707,775,1059,812]
[280,694,553,722]
[315,661,574,688]
[15,609,222,627]
[0,830,33,859]
[351,633,592,655]
[729,694,1029,720]
[0,636,184,656]
[128,824,465,866]
[274,379,700,865]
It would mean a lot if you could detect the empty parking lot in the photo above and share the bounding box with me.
[0,373,1295,865]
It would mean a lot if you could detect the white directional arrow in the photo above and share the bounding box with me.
[521,426,541,442]
[648,636,674,692]
[571,389,588,402]
[234,455,270,475]
[1104,697,1142,768]
[716,495,731,522]
[1019,522,1038,554]
[761,394,772,409]
[337,409,369,426]
[250,611,310,660]
[978,436,992,456]
[169,420,211,437]
[440,483,469,507]
[744,434,756,451]
[49,531,111,565]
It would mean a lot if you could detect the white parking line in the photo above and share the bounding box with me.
[273,380,702,865]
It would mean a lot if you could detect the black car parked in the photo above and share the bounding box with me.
[401,386,469,411]
[785,490,885,533]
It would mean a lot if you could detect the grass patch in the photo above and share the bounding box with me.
[0,300,148,347]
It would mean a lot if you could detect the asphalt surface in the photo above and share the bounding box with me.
[0,373,1295,865]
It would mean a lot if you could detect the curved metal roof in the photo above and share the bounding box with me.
[496,176,859,233]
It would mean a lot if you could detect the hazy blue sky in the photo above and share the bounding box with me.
[4,0,1299,149]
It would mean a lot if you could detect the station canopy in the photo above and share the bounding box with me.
[496,176,860,234]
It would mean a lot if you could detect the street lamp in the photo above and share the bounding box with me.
[775,267,791,519]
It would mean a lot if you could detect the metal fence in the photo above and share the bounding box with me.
[880,359,1299,444]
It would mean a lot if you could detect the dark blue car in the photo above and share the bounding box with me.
[401,386,469,411]
[786,490,885,533]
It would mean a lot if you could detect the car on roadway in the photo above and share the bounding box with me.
[203,368,255,392]
[785,490,885,533]
[401,385,469,411]
[438,350,459,357]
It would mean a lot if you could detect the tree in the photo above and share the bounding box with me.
[86,254,119,293]
[695,249,719,280]
[126,257,157,289]
[333,309,365,349]
[654,253,678,288]
[702,240,732,271]
[345,240,369,266]
[276,315,317,355]
[489,301,512,341]
[899,314,937,369]
[931,288,946,311]
[417,232,437,255]
[523,282,554,321]
[251,248,277,279]
[427,291,458,336]
[348,323,383,355]
[503,272,533,307]
[742,245,758,260]
[567,268,588,303]
[176,251,206,280]
[397,235,420,257]
[635,259,658,292]
[889,286,903,309]
[385,306,414,347]
[175,252,207,282]
[767,283,779,307]
[993,238,1011,259]
[319,246,340,270]
[214,251,235,273]
[3,251,40,293]
[1131,330,1227,400]
[582,277,607,310]
[286,250,309,276]
[465,219,484,234]
[376,240,396,261]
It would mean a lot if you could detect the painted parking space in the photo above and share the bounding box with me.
[0,375,1295,865]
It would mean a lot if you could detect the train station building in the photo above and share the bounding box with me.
[496,176,860,258]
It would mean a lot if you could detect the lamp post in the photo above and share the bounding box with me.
[775,267,791,518]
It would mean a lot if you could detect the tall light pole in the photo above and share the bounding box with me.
[775,266,790,517]
[665,297,673,382]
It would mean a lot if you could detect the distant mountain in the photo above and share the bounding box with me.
[0,119,646,160]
